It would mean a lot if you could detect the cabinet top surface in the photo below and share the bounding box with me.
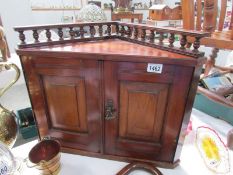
[18,39,202,66]
[18,39,193,59]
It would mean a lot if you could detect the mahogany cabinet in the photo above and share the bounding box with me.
[15,22,209,168]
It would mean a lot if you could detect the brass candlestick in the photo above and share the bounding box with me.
[0,63,20,148]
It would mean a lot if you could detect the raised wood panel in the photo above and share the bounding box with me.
[43,76,88,133]
[119,82,169,143]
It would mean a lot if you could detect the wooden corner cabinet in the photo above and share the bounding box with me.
[14,22,209,168]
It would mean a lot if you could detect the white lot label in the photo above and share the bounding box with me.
[147,63,163,73]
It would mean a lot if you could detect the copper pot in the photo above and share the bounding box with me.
[27,139,61,175]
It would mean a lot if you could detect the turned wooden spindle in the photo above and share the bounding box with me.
[169,33,175,47]
[90,25,95,38]
[19,31,26,44]
[193,37,201,52]
[58,28,63,40]
[149,30,155,43]
[180,35,187,49]
[107,24,111,36]
[141,28,146,41]
[98,25,103,37]
[116,24,119,34]
[69,27,75,39]
[32,29,39,43]
[159,32,164,45]
[134,27,138,40]
[80,26,85,38]
[127,26,132,38]
[204,48,219,76]
[45,29,52,41]
[186,42,192,48]
[120,25,125,37]
[14,22,209,58]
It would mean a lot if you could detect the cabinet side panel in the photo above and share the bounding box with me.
[159,66,194,161]
[20,56,50,137]
[173,60,203,161]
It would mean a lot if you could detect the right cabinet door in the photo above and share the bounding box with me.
[104,61,193,162]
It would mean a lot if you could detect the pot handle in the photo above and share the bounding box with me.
[24,158,54,175]
[42,136,61,146]
[0,63,20,98]
[24,157,37,168]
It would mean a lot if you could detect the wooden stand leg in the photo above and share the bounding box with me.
[116,162,163,175]
[204,48,219,76]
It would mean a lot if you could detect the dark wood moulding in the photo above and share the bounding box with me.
[14,21,210,58]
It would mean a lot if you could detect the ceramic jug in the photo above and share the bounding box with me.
[0,63,20,148]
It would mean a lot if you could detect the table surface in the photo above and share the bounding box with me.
[12,109,233,175]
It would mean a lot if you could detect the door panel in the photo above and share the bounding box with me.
[43,76,88,133]
[119,82,169,142]
[104,61,193,162]
[22,57,102,153]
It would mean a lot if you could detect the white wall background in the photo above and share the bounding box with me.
[0,0,33,52]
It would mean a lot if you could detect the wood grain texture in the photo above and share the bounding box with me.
[183,0,233,48]
[187,30,233,50]
[43,76,88,133]
[181,0,195,30]
[231,29,233,40]
[16,39,200,67]
[196,0,203,31]
[218,0,227,31]
[173,58,203,161]
[20,56,102,153]
[104,61,194,162]
[183,0,233,79]
[119,82,169,142]
[112,13,143,23]
[18,37,202,168]
[116,162,163,175]
[14,21,210,58]
[203,0,218,32]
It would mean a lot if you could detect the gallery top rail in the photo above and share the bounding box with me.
[14,21,210,58]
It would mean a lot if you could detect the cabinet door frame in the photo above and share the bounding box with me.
[104,60,193,162]
[21,56,103,153]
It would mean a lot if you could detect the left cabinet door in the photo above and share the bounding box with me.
[21,56,102,153]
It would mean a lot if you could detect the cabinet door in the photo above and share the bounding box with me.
[104,61,193,162]
[21,57,102,153]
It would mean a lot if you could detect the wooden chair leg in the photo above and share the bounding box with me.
[116,162,163,175]
[204,48,219,76]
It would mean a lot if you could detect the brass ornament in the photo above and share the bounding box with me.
[0,63,20,148]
